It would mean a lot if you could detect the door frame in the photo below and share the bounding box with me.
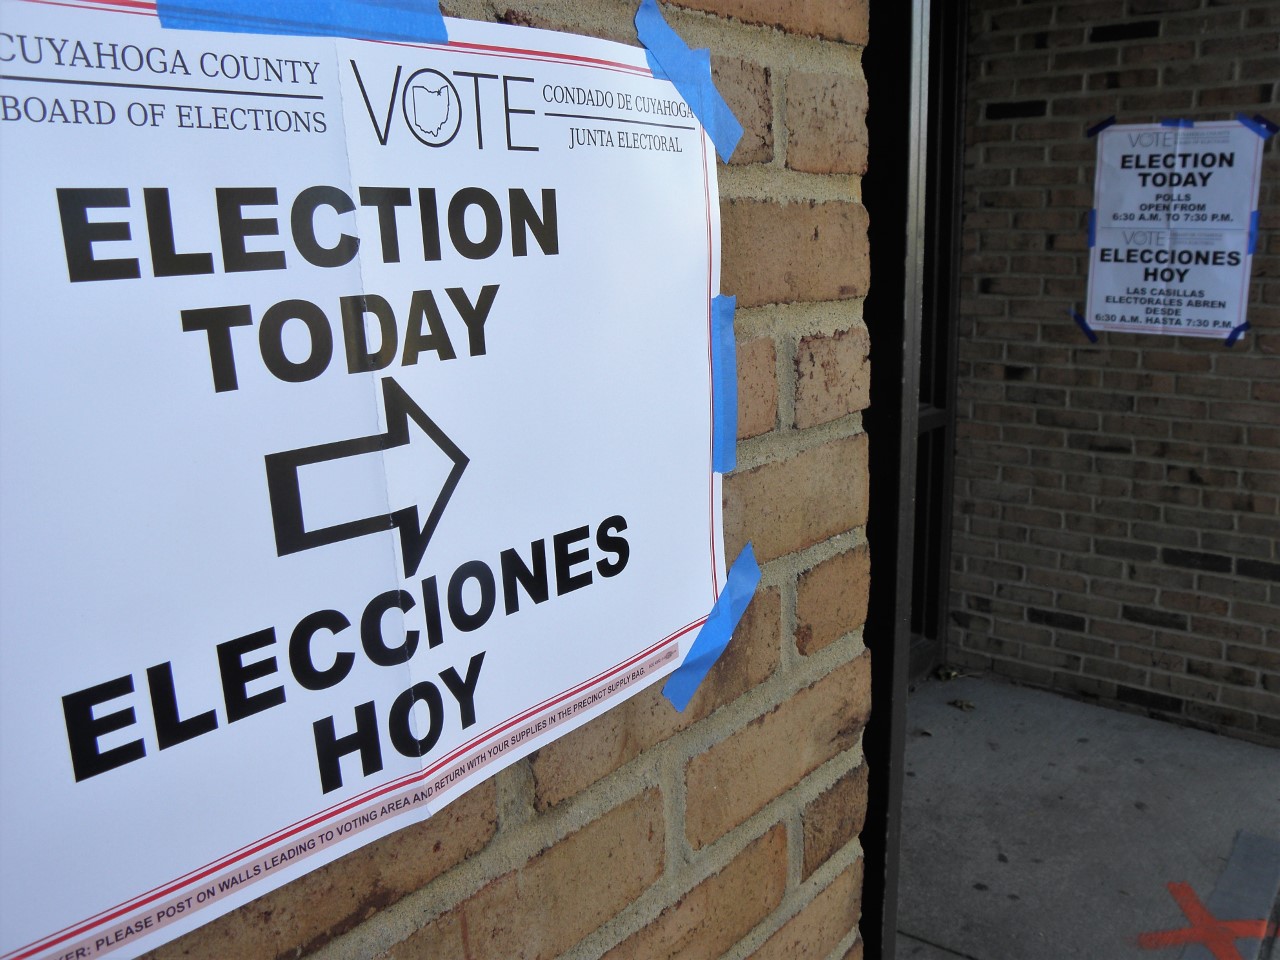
[860,0,967,954]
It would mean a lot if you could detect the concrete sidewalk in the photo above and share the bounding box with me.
[895,674,1280,960]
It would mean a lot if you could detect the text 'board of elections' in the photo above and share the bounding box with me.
[1086,120,1265,339]
[0,2,726,957]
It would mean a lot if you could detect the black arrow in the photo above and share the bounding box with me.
[264,376,467,577]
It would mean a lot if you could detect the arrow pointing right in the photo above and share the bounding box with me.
[264,376,468,577]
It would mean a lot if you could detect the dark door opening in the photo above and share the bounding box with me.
[910,0,966,683]
[860,0,966,955]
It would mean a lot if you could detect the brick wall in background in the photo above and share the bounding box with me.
[952,0,1280,744]
[143,2,873,958]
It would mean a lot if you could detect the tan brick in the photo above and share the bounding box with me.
[668,0,868,45]
[722,200,870,308]
[842,938,865,960]
[531,587,781,809]
[372,909,460,959]
[752,861,864,960]
[796,545,870,655]
[802,763,869,878]
[786,71,868,175]
[601,824,787,960]
[492,9,633,43]
[383,790,664,960]
[739,336,778,438]
[145,782,497,960]
[712,55,773,165]
[723,434,869,563]
[794,326,871,429]
[685,650,871,847]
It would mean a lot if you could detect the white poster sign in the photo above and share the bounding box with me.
[0,2,725,957]
[1085,121,1265,338]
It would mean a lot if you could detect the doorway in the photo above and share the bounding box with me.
[860,0,967,955]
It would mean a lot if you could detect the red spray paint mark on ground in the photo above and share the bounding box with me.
[1137,882,1275,960]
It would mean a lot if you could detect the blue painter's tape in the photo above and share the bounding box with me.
[1088,209,1097,248]
[157,0,447,43]
[1160,118,1194,128]
[1086,115,1115,138]
[663,543,761,712]
[1249,210,1260,254]
[711,294,738,474]
[1226,321,1250,347]
[634,0,743,162]
[1072,310,1098,344]
[1237,112,1279,139]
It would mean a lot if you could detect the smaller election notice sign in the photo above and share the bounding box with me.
[1085,121,1265,338]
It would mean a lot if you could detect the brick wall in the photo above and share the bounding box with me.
[952,0,1280,744]
[142,1,873,957]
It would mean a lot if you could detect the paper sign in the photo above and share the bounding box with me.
[1085,121,1264,338]
[0,2,725,957]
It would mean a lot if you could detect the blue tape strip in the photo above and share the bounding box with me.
[1248,210,1260,254]
[634,0,743,162]
[1072,310,1099,343]
[156,0,447,42]
[1236,112,1279,139]
[1226,321,1250,347]
[663,543,761,712]
[1086,115,1115,138]
[1160,118,1194,128]
[711,294,738,474]
[1088,209,1097,248]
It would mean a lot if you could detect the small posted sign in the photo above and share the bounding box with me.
[1085,120,1265,339]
